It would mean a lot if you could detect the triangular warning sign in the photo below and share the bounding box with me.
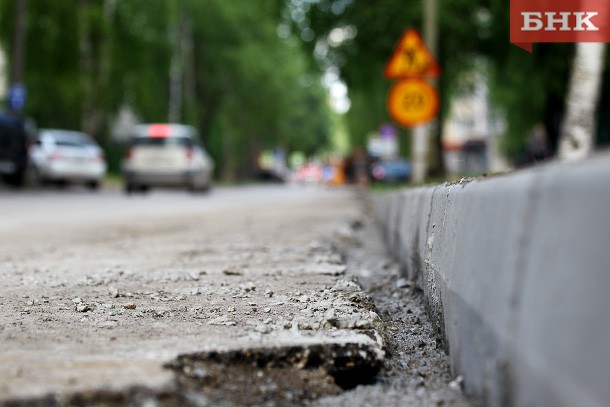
[384,29,441,79]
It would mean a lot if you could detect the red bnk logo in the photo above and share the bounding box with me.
[510,0,610,52]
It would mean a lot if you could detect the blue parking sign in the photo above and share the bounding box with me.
[8,83,27,111]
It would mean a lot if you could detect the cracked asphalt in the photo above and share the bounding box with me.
[0,185,472,406]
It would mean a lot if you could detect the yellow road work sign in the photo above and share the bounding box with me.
[384,29,440,79]
[387,80,439,128]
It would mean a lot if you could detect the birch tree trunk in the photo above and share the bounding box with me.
[558,43,607,161]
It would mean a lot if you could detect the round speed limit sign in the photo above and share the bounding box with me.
[387,80,439,128]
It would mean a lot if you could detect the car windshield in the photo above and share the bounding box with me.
[54,138,96,148]
[42,131,97,148]
[132,137,192,147]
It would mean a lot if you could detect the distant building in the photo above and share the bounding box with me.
[442,71,509,175]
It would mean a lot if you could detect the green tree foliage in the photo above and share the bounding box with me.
[1,0,82,128]
[0,0,332,179]
[288,0,609,162]
[188,0,331,178]
[108,0,173,123]
[294,0,422,147]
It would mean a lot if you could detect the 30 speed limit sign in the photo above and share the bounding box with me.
[387,79,439,128]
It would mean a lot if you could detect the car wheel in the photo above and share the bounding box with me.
[125,183,149,194]
[190,182,210,194]
[3,170,25,187]
[87,180,100,191]
[26,165,43,187]
[54,180,68,188]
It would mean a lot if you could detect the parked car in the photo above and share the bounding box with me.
[122,124,214,193]
[370,158,411,183]
[0,114,29,187]
[294,161,324,184]
[28,129,107,189]
[255,149,288,182]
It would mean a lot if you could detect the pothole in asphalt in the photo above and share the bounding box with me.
[165,342,384,406]
[1,342,384,407]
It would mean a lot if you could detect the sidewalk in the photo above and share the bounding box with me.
[0,188,384,405]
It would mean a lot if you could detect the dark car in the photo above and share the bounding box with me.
[370,158,411,183]
[0,114,29,187]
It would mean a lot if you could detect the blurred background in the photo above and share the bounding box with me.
[0,0,608,188]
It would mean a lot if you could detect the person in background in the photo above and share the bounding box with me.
[517,123,552,167]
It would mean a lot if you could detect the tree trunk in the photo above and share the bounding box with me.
[168,2,183,123]
[79,0,95,135]
[558,43,607,160]
[182,15,199,130]
[98,0,114,139]
[10,0,27,85]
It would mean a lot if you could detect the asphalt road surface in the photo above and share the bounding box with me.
[0,184,471,406]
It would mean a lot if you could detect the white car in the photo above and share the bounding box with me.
[122,124,214,193]
[29,129,107,189]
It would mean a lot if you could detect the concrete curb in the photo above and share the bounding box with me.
[373,154,610,407]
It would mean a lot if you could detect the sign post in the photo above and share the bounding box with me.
[368,124,399,159]
[386,79,439,128]
[384,28,441,182]
[7,83,27,113]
